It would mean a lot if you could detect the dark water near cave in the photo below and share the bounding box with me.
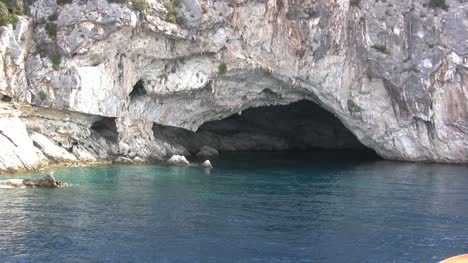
[0,152,467,263]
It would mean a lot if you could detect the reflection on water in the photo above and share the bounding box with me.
[0,152,467,262]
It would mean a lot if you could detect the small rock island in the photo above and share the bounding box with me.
[0,174,66,188]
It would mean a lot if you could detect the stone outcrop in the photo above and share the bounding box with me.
[0,174,67,188]
[0,103,47,172]
[167,154,190,166]
[0,0,467,172]
[202,160,213,169]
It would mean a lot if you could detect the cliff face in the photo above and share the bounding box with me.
[0,0,467,171]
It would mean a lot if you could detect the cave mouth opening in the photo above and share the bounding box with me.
[91,117,118,143]
[153,100,380,160]
[0,94,12,102]
[130,80,146,97]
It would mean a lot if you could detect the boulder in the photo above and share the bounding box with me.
[202,160,213,168]
[196,146,219,159]
[114,156,135,164]
[25,174,66,188]
[1,175,67,188]
[167,155,190,166]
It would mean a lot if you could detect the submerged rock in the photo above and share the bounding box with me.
[25,174,66,188]
[167,155,190,166]
[196,146,219,159]
[0,175,67,188]
[202,160,213,169]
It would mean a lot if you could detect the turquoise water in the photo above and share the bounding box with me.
[0,152,467,262]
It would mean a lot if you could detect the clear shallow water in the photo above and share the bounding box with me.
[0,152,467,263]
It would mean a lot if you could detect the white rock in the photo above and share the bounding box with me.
[72,145,97,162]
[0,116,46,171]
[30,132,77,162]
[167,155,190,166]
[202,160,213,169]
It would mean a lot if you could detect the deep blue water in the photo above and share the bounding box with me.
[0,152,467,263]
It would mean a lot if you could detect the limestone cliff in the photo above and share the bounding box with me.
[0,0,467,172]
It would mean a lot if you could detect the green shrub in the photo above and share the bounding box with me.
[9,12,17,28]
[108,0,127,3]
[306,8,318,17]
[22,2,30,15]
[0,2,21,28]
[218,63,227,75]
[45,22,57,38]
[164,2,177,23]
[131,0,147,11]
[429,0,448,10]
[0,2,10,26]
[350,0,360,7]
[4,0,24,15]
[48,11,59,21]
[57,0,73,5]
[38,90,47,101]
[50,51,61,70]
[347,99,362,113]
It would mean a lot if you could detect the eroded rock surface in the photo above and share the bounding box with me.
[0,0,467,172]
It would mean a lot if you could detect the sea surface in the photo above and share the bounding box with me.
[0,152,467,263]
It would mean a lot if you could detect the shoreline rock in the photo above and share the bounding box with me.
[202,160,213,169]
[0,174,67,188]
[167,155,190,166]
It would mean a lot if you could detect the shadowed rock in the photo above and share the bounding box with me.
[196,146,219,159]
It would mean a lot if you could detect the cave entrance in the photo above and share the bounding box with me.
[91,117,118,143]
[130,80,146,97]
[153,100,380,159]
[0,94,12,102]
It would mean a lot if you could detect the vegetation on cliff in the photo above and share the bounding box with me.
[0,0,28,27]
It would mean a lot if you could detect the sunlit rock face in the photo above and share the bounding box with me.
[0,0,467,172]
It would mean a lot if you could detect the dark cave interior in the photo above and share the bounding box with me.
[153,100,379,158]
